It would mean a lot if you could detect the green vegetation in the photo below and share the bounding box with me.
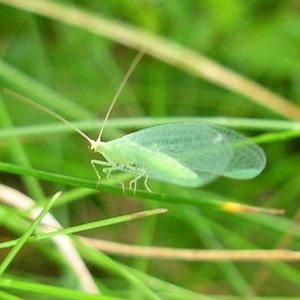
[0,1,300,299]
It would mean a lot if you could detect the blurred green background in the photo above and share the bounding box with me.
[0,0,300,299]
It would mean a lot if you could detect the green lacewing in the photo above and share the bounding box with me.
[5,52,266,192]
[91,121,266,191]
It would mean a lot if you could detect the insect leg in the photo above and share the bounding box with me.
[144,177,153,193]
[129,178,137,194]
[129,171,146,194]
[103,167,126,193]
[103,167,113,179]
[91,159,111,188]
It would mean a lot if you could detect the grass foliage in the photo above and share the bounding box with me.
[0,1,300,299]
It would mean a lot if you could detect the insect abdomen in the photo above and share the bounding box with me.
[101,139,203,187]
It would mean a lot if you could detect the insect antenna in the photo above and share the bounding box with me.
[96,50,144,143]
[4,89,94,145]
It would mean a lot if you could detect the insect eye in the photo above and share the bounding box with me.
[88,145,95,152]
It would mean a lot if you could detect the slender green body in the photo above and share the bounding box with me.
[93,122,266,187]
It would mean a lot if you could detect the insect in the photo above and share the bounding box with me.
[5,52,266,193]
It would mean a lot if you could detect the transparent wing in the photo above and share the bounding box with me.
[125,122,266,180]
[124,122,232,184]
[209,124,266,178]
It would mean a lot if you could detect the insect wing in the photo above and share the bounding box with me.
[210,124,266,179]
[124,122,234,185]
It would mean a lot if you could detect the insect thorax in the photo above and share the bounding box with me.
[95,139,144,174]
[97,137,202,187]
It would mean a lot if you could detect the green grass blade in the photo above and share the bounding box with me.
[0,192,60,275]
[0,162,282,215]
[0,277,123,300]
[0,207,167,250]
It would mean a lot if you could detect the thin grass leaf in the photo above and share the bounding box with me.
[0,207,167,250]
[0,162,283,215]
[0,191,60,275]
[0,278,122,300]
